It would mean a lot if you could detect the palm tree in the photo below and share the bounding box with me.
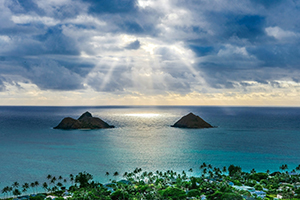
[7,186,13,197]
[203,168,207,176]
[1,186,9,199]
[42,182,48,193]
[105,172,110,182]
[188,168,193,177]
[47,174,52,183]
[34,181,39,194]
[69,174,74,185]
[51,186,58,193]
[30,182,35,194]
[113,171,119,181]
[12,181,19,189]
[57,182,63,190]
[209,171,214,178]
[222,166,227,174]
[51,177,56,185]
[12,181,19,196]
[22,183,29,194]
[12,188,21,198]
[280,164,288,172]
[296,164,300,171]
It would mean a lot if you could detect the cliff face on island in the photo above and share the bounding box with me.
[172,112,213,128]
[54,111,115,129]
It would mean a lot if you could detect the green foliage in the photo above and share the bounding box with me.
[75,171,93,188]
[208,190,223,199]
[250,173,268,181]
[159,187,187,200]
[219,185,232,193]
[190,177,198,189]
[254,183,263,191]
[54,190,64,196]
[228,165,242,177]
[187,189,201,197]
[110,189,130,200]
[232,180,242,186]
[260,179,268,185]
[244,179,256,187]
[222,192,243,200]
[238,189,251,197]
[71,187,112,200]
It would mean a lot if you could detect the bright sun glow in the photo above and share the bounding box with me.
[124,113,161,117]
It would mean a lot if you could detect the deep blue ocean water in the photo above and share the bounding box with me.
[1,106,300,192]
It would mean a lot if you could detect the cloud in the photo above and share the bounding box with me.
[25,60,84,90]
[83,0,138,14]
[250,0,283,9]
[1,0,300,105]
[265,26,298,40]
[11,15,59,26]
[125,40,140,50]
[0,77,5,91]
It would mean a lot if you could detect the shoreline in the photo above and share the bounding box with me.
[2,164,300,200]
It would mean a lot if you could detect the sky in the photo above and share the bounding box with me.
[0,0,300,106]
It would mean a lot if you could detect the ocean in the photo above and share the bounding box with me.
[0,106,300,192]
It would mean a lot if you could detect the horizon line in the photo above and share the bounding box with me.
[0,104,300,108]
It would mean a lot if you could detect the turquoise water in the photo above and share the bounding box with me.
[1,106,300,192]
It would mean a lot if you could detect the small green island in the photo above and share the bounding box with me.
[2,164,300,200]
[172,113,213,129]
[54,112,115,129]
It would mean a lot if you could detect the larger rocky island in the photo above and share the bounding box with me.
[54,111,114,129]
[172,112,213,128]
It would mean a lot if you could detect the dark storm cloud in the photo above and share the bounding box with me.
[7,0,44,15]
[250,0,284,9]
[248,44,300,68]
[125,40,140,50]
[189,45,215,57]
[83,0,138,14]
[25,60,84,90]
[0,56,90,91]
[34,26,80,55]
[6,0,84,20]
[224,15,266,40]
[0,77,5,91]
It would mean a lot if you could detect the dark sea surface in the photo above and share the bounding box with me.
[0,106,300,190]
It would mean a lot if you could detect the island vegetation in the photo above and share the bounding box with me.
[2,163,300,200]
[172,113,213,129]
[54,111,114,129]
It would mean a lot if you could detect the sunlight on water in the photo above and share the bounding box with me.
[124,113,161,118]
